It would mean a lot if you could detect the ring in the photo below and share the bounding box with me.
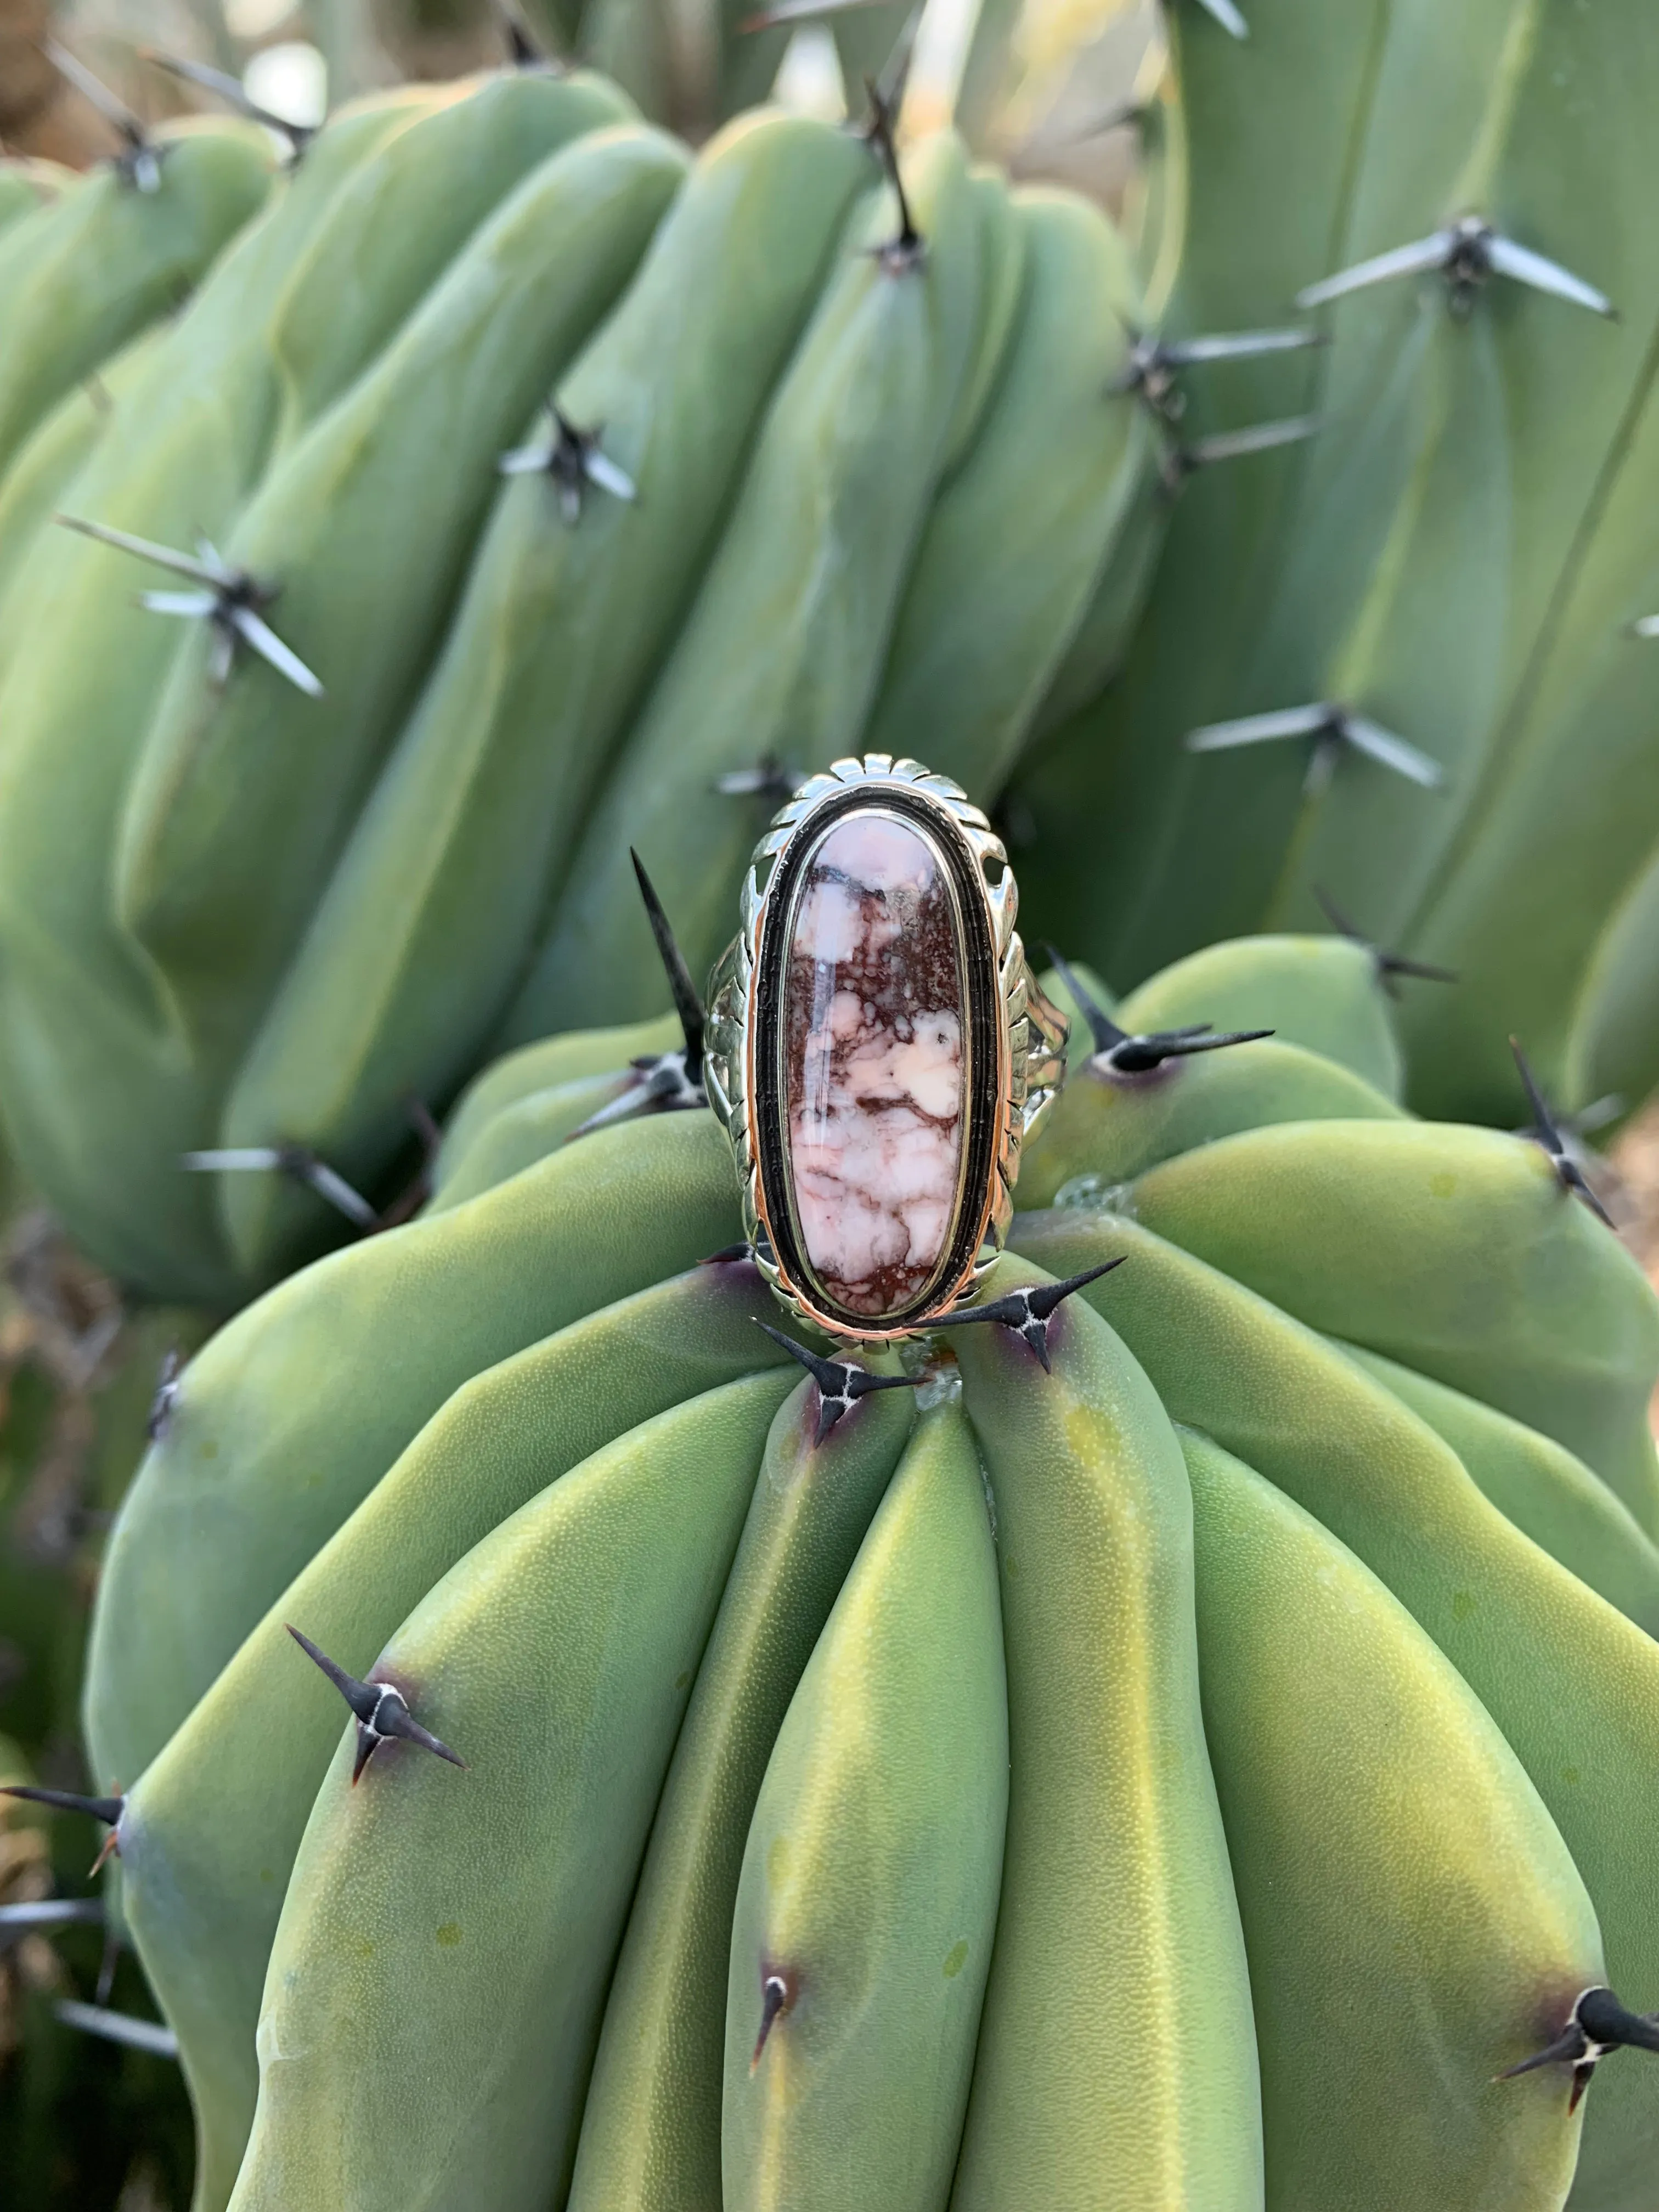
[705,754,1069,1342]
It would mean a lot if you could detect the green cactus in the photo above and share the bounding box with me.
[0,107,274,678]
[8,1,1659,1301]
[27,882,1658,2212]
[1009,0,1659,1130]
[4,14,1658,2207]
[0,110,272,485]
[0,49,1170,1304]
[0,161,74,237]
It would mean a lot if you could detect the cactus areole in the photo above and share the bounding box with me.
[7,24,1659,2208]
[58,845,1659,2212]
[0,74,1159,1303]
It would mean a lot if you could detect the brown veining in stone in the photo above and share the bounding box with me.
[783,812,966,1319]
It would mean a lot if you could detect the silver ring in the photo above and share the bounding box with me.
[706,754,1068,1342]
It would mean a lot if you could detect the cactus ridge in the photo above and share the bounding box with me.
[1006,0,1659,1132]
[0,64,1171,1299]
[52,921,1659,2212]
[26,8,1655,1283]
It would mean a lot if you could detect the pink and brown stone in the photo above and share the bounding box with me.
[782,811,966,1320]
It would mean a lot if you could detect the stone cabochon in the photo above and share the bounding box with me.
[783,812,966,1319]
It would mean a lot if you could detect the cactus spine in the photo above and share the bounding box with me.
[40,912,1659,2212]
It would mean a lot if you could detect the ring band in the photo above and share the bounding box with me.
[706,754,1068,1342]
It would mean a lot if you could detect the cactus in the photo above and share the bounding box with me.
[0,49,273,485]
[0,68,274,667]
[0,48,276,526]
[4,1,1659,1263]
[0,34,1192,1304]
[29,870,1659,2212]
[1009,0,1659,1130]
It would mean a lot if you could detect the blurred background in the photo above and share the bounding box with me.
[0,0,1158,198]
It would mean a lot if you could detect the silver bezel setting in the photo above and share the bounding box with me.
[705,754,1068,1342]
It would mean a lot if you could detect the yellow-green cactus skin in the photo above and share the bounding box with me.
[51,929,1659,2212]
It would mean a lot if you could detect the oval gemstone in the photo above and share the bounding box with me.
[782,811,967,1321]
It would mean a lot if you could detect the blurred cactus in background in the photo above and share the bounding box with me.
[8,0,1659,1278]
[1008,0,1659,1131]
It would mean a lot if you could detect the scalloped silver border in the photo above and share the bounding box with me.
[706,754,1068,1342]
